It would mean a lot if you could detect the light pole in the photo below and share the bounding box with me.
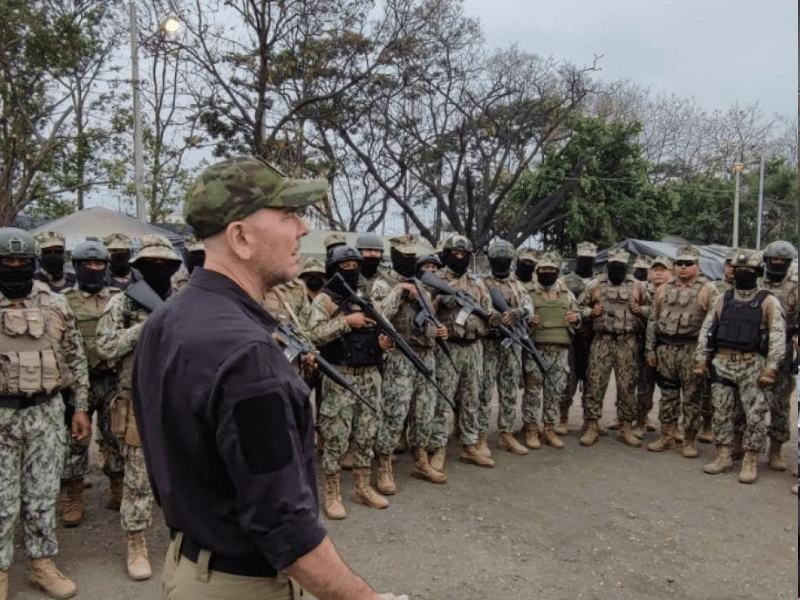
[732,161,743,248]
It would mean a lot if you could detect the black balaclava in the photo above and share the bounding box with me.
[336,266,361,291]
[515,261,535,283]
[607,262,627,286]
[360,256,382,279]
[75,263,108,294]
[489,258,512,279]
[537,270,559,287]
[136,260,179,299]
[110,251,132,277]
[444,251,470,276]
[574,256,594,278]
[0,260,36,299]
[391,248,417,279]
[185,251,205,274]
[40,249,65,280]
[766,259,790,282]
[633,268,648,282]
[303,275,325,292]
[733,268,759,290]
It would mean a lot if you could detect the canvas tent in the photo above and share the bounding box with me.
[594,239,729,280]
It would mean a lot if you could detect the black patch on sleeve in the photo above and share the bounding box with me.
[233,393,292,474]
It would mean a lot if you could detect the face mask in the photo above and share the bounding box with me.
[185,251,205,274]
[110,252,131,277]
[733,269,759,290]
[360,256,381,279]
[391,248,417,279]
[40,251,65,280]
[766,260,789,282]
[75,263,108,294]
[607,263,627,286]
[633,268,648,282]
[515,261,535,283]
[489,258,512,279]
[136,261,180,299]
[574,257,594,278]
[445,253,470,276]
[0,261,35,299]
[303,275,325,292]
[335,267,361,292]
[537,271,559,287]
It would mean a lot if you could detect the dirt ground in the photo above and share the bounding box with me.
[5,382,798,600]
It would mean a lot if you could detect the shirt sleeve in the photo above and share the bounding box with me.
[215,341,327,571]
[96,293,144,361]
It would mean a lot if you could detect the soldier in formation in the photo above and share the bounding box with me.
[171,235,205,292]
[34,232,76,293]
[104,233,137,290]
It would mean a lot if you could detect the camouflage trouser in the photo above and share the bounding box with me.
[318,366,381,474]
[521,345,570,426]
[766,369,796,444]
[636,336,655,421]
[654,343,702,432]
[430,341,483,448]
[584,333,638,422]
[62,372,123,483]
[121,444,153,531]
[374,349,436,455]
[710,354,768,452]
[0,396,66,569]
[478,339,522,433]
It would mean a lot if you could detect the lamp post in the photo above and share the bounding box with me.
[732,161,743,248]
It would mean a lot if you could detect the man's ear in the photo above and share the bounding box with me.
[224,221,254,262]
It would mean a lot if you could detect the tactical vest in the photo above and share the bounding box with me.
[0,291,71,396]
[436,283,485,341]
[593,279,639,334]
[531,295,572,346]
[319,302,383,367]
[392,296,437,349]
[716,290,770,353]
[656,280,707,338]
[761,277,797,332]
[63,288,119,371]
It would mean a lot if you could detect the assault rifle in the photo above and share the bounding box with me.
[408,278,457,371]
[328,273,456,410]
[488,287,551,379]
[275,322,377,414]
[124,280,165,313]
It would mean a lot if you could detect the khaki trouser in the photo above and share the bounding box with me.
[162,536,304,600]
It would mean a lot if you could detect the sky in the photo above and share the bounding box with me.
[460,0,797,119]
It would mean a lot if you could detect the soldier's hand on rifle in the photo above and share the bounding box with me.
[501,311,514,327]
[71,411,91,442]
[399,282,417,300]
[436,324,448,339]
[646,353,657,368]
[299,353,317,379]
[378,333,394,352]
[345,312,375,329]
[692,361,708,378]
[591,302,604,317]
[272,331,288,347]
[531,314,541,328]
[629,301,640,314]
[565,311,578,324]
[757,367,777,387]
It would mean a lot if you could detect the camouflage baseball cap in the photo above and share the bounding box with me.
[299,257,325,276]
[104,233,132,251]
[185,156,328,239]
[36,231,65,250]
[388,234,417,255]
[607,248,629,264]
[632,255,652,270]
[651,256,672,269]
[131,234,181,264]
[676,244,700,261]
[536,251,561,269]
[324,232,347,250]
[576,242,597,257]
[518,248,539,263]
[184,235,204,252]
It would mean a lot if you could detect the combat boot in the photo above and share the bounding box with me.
[579,420,599,447]
[631,419,646,440]
[607,419,620,430]
[697,417,713,443]
[60,480,84,527]
[681,430,699,458]
[703,445,733,474]
[476,432,491,457]
[731,432,744,460]
[738,451,758,484]
[351,468,389,509]
[617,421,642,448]
[541,426,565,449]
[673,427,685,443]
[411,447,446,484]
[375,454,396,495]
[767,439,786,471]
[647,423,676,452]
[323,473,346,520]
[429,447,446,473]
[554,407,569,435]
[459,445,495,468]
[106,474,123,510]
[28,558,77,599]
[521,423,541,449]
[126,530,152,580]
[340,449,354,470]
[0,569,7,600]
[497,432,529,455]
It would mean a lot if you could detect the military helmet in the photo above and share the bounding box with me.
[416,253,442,269]
[442,235,472,253]
[762,240,797,260]
[355,233,385,252]
[487,240,516,260]
[0,228,39,259]
[536,251,561,270]
[329,245,362,266]
[730,249,762,269]
[72,240,110,263]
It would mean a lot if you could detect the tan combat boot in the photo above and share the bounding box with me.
[28,558,77,599]
[541,426,565,449]
[106,474,123,510]
[60,480,84,528]
[340,449,354,470]
[459,445,495,468]
[323,473,347,520]
[476,432,491,457]
[579,420,599,447]
[697,421,713,443]
[607,419,620,430]
[126,531,152,580]
[375,454,396,495]
[681,430,699,458]
[731,432,744,460]
[647,423,676,452]
[0,569,7,600]
[738,451,758,484]
[522,423,541,449]
[411,447,446,484]
[497,432,529,455]
[617,421,642,448]
[429,447,446,473]
[767,439,786,471]
[351,468,389,509]
[703,445,733,474]
[673,427,685,443]
[631,419,646,440]
[554,407,569,435]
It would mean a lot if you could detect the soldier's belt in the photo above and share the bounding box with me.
[0,392,57,410]
[713,375,738,389]
[656,334,698,346]
[333,364,381,375]
[537,342,571,350]
[169,529,277,578]
[715,348,757,361]
[448,338,478,346]
[596,331,636,339]
[89,368,117,380]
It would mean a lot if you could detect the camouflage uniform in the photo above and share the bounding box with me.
[104,233,136,290]
[297,258,326,326]
[34,231,76,293]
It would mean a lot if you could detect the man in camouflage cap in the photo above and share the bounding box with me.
[34,231,76,293]
[173,235,205,292]
[632,255,651,282]
[514,248,538,285]
[298,257,327,318]
[104,233,137,290]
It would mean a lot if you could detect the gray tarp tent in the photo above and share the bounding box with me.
[594,239,729,281]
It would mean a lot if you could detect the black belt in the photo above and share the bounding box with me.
[448,338,478,346]
[0,392,56,410]
[596,331,635,339]
[169,529,278,577]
